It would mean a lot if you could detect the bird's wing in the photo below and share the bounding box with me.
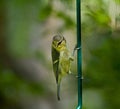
[52,47,60,83]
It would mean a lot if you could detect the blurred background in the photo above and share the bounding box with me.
[0,0,120,109]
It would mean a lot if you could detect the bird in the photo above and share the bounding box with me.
[51,35,73,100]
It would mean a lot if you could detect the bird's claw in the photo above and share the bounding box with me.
[76,76,84,80]
[72,45,81,56]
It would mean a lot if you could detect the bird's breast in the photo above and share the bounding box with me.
[60,50,70,75]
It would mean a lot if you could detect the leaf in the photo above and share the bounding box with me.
[38,5,52,22]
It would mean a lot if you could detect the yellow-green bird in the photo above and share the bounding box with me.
[51,35,73,100]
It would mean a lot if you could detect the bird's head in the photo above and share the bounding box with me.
[52,35,66,51]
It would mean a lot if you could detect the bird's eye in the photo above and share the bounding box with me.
[57,41,62,46]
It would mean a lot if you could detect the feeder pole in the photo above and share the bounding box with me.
[76,0,82,109]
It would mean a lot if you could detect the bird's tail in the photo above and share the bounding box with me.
[57,83,60,101]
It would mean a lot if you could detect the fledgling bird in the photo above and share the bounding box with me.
[51,35,73,100]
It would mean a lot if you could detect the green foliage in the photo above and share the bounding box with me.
[0,0,76,108]
[0,68,45,97]
[85,7,110,26]
[1,0,120,108]
[82,0,120,109]
[82,0,110,26]
[55,11,75,29]
[60,0,75,9]
[84,36,120,109]
[114,0,120,4]
[0,68,45,108]
[38,4,52,22]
